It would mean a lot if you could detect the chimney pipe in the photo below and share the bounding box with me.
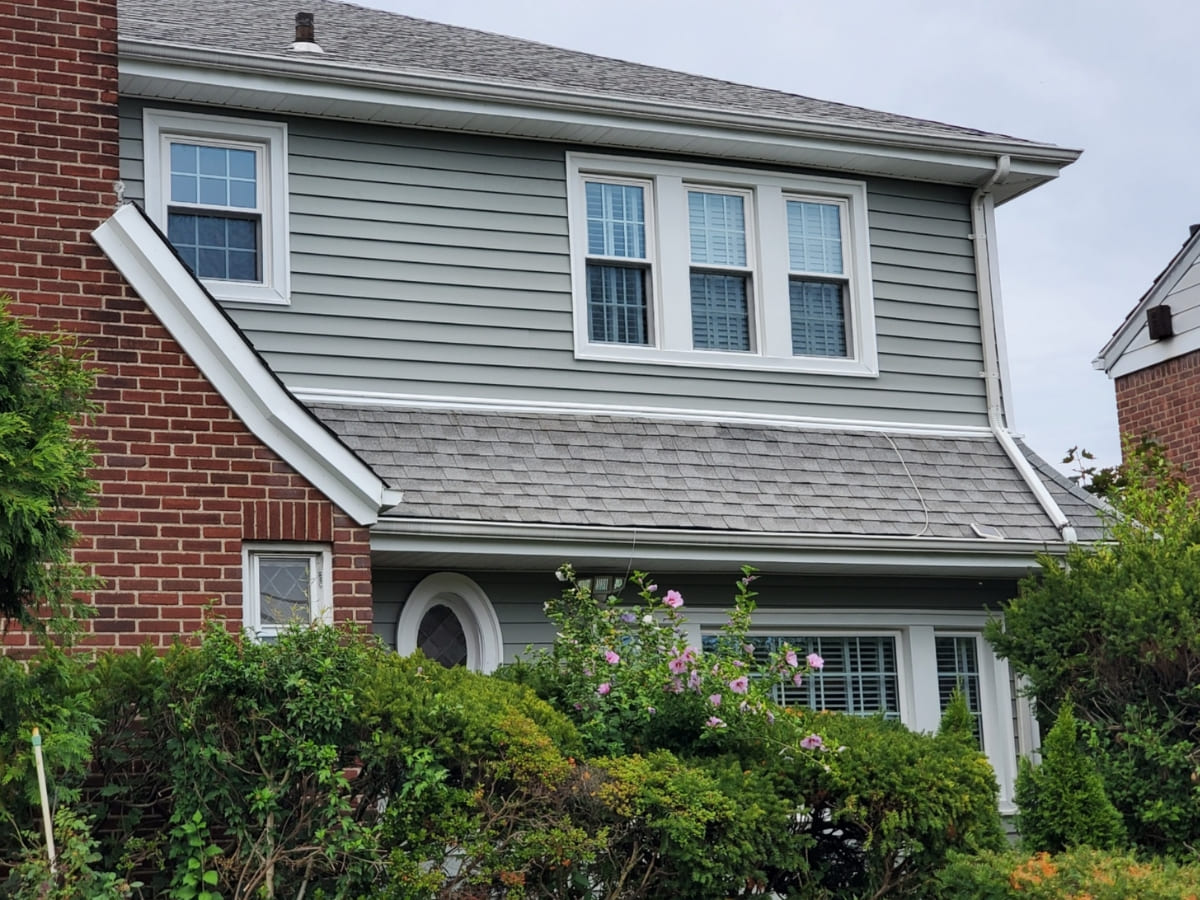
[290,12,323,53]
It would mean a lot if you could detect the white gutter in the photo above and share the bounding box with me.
[971,158,1077,543]
[118,40,1081,165]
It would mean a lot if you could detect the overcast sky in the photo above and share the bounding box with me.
[361,0,1198,475]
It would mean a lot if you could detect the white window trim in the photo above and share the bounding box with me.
[395,572,504,673]
[143,109,290,305]
[683,608,1019,812]
[566,152,877,376]
[242,543,332,641]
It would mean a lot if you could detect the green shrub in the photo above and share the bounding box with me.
[934,847,1200,899]
[1015,700,1124,853]
[987,441,1200,856]
[0,646,99,875]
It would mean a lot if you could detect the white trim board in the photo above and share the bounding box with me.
[92,203,401,526]
[1095,227,1200,378]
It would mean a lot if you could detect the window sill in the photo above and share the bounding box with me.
[203,278,290,306]
[575,341,879,377]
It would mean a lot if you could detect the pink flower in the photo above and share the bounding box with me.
[668,656,688,675]
[800,733,824,750]
[785,649,799,668]
[744,643,755,655]
[646,583,658,592]
[663,590,684,608]
[597,682,611,696]
[604,649,620,665]
[792,672,804,687]
[807,652,824,670]
[688,670,702,691]
[668,678,684,693]
[646,706,656,715]
[705,716,726,728]
[729,675,749,694]
[709,693,722,707]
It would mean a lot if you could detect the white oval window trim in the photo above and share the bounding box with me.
[395,572,503,673]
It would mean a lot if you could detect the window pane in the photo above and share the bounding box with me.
[587,264,647,344]
[787,200,843,274]
[258,557,312,627]
[688,191,746,266]
[585,182,646,258]
[691,272,749,351]
[711,635,900,719]
[418,604,469,668]
[170,214,260,281]
[171,143,258,211]
[790,281,847,357]
[937,636,984,747]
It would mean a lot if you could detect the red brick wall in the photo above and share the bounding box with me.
[0,0,373,650]
[1115,347,1200,492]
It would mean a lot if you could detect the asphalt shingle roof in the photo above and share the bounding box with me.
[118,0,1041,146]
[312,405,1091,543]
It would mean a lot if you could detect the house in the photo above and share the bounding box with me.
[2,0,1102,811]
[1094,225,1200,489]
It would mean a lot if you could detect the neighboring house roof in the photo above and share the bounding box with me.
[115,0,1079,201]
[91,204,402,525]
[1094,224,1200,379]
[313,404,1100,574]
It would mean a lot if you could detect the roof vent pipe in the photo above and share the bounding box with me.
[290,12,323,53]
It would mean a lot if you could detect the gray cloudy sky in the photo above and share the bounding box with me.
[361,0,1198,475]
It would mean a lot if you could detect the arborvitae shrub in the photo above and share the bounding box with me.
[1015,700,1125,852]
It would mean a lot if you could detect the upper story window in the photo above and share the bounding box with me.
[243,544,331,642]
[567,153,877,375]
[144,109,290,305]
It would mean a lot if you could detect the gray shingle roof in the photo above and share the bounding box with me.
[312,405,1084,543]
[118,0,1041,146]
[1017,440,1109,542]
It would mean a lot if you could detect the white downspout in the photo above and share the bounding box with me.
[971,157,1077,543]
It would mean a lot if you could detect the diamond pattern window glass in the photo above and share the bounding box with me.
[418,605,470,668]
[244,547,329,642]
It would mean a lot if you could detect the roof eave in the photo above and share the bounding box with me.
[371,517,1063,578]
[1094,226,1200,376]
[119,41,1080,203]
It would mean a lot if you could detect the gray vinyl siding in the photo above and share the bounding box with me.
[119,99,987,427]
[373,569,1015,659]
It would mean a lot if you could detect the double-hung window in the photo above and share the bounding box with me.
[243,545,331,642]
[936,634,985,747]
[584,179,653,344]
[568,153,876,375]
[144,110,290,305]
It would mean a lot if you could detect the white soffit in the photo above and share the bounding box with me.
[118,50,1077,204]
[92,203,400,525]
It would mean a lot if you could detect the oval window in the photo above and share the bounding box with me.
[417,603,469,668]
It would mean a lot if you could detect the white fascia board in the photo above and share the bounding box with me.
[92,204,401,525]
[118,47,1078,204]
[1095,229,1200,376]
[370,518,1057,578]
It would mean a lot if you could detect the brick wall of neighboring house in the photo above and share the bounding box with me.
[1115,347,1200,491]
[0,0,373,650]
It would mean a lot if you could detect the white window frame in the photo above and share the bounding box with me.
[242,543,332,641]
[144,109,290,305]
[566,153,877,376]
[683,609,1020,812]
[395,572,504,673]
